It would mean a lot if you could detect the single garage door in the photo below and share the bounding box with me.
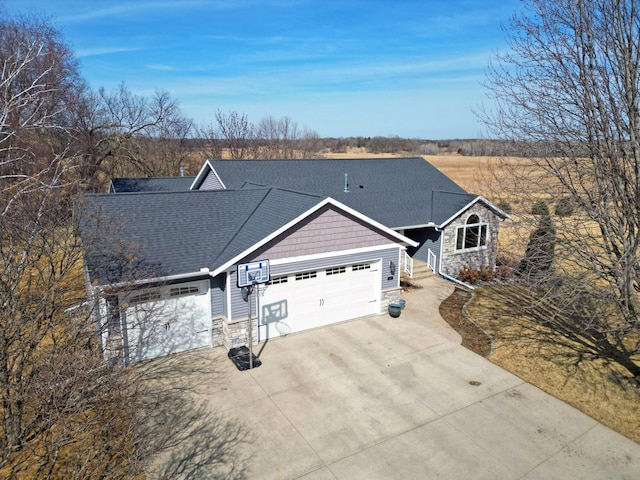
[258,261,380,341]
[122,279,211,362]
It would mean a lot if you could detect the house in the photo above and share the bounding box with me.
[78,157,508,363]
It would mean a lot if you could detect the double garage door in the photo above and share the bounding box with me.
[258,260,380,341]
[122,279,211,362]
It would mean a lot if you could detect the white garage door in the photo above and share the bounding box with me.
[258,261,379,341]
[122,280,211,362]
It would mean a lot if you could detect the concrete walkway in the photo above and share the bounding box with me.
[147,275,640,479]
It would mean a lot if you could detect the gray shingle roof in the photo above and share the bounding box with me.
[206,157,475,228]
[110,176,196,193]
[77,188,323,285]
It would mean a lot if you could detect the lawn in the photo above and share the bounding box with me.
[442,284,640,443]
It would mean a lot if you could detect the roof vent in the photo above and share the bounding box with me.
[180,166,185,177]
[344,173,349,193]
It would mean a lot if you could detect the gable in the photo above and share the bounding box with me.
[248,204,404,261]
[190,160,225,190]
[438,195,510,228]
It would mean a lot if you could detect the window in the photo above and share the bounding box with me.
[170,285,200,297]
[326,266,346,275]
[352,263,371,271]
[268,275,288,285]
[295,271,317,281]
[128,291,161,304]
[456,214,488,251]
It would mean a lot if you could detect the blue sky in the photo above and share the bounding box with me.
[2,0,521,138]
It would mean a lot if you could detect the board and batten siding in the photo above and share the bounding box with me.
[249,205,403,261]
[227,246,401,322]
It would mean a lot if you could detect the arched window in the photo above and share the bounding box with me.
[456,214,488,251]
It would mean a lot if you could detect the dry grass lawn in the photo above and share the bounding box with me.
[465,284,640,443]
[421,153,640,444]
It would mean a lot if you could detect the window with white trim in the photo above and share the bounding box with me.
[295,271,317,281]
[352,263,371,271]
[128,291,161,304]
[326,266,346,275]
[455,214,488,251]
[169,285,200,297]
[268,275,288,285]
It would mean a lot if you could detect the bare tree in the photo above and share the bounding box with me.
[1,11,247,477]
[72,84,194,187]
[482,0,640,380]
[212,109,257,159]
[255,115,322,158]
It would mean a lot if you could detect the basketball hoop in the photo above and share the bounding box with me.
[236,260,270,288]
[235,260,270,370]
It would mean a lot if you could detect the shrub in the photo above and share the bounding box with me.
[496,200,512,214]
[555,197,573,217]
[531,200,549,215]
[518,214,556,279]
[458,265,479,284]
[458,265,495,284]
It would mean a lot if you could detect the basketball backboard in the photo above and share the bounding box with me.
[237,260,270,287]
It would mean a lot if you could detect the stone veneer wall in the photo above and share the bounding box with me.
[440,203,501,278]
[212,316,224,347]
[381,288,402,313]
[223,317,258,350]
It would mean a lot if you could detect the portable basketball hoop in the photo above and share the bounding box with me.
[235,260,270,370]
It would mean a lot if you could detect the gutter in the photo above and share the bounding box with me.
[92,267,212,294]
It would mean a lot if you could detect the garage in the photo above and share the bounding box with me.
[257,261,380,341]
[121,279,211,362]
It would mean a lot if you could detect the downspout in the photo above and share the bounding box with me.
[436,227,475,290]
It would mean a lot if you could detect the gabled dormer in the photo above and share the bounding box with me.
[190,160,227,190]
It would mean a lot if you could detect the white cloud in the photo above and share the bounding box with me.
[145,64,176,71]
[76,47,141,58]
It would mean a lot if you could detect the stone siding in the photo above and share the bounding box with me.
[223,316,259,350]
[381,288,402,313]
[212,316,224,347]
[440,203,501,278]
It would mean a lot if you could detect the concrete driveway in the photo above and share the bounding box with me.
[146,276,640,479]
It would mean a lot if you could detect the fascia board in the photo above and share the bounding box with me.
[190,159,226,190]
[210,196,418,277]
[93,268,212,293]
[438,195,511,229]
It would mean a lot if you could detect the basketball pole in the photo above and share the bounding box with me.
[248,283,254,369]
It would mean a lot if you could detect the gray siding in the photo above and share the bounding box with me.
[228,270,257,321]
[406,227,441,269]
[209,275,225,318]
[227,246,401,321]
[199,170,225,190]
